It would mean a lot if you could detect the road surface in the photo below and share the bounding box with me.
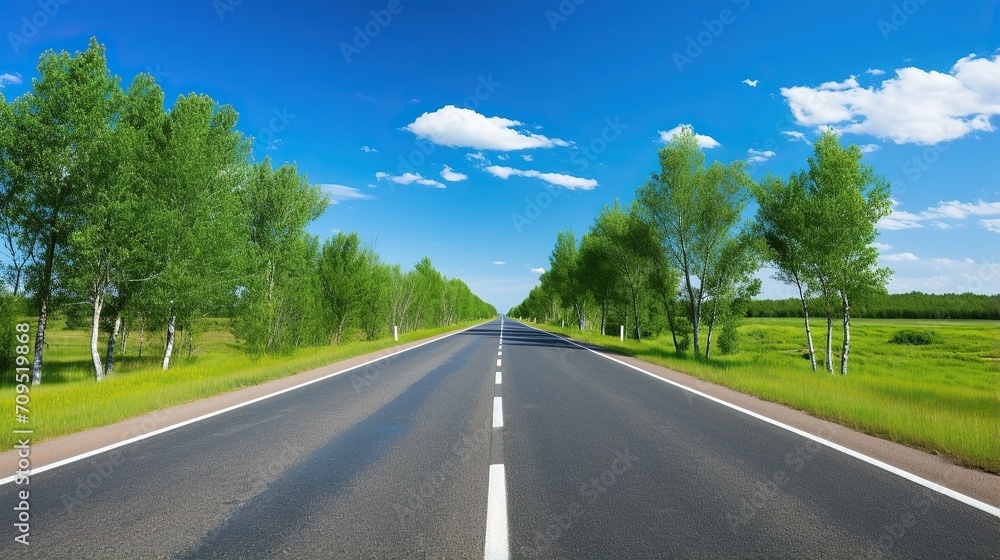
[2,318,997,558]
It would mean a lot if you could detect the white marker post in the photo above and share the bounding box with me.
[393,325,398,342]
[620,325,624,341]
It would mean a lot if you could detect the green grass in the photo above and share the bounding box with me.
[0,318,484,449]
[530,318,1000,474]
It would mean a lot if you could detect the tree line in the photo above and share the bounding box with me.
[0,38,495,384]
[510,127,893,375]
[746,292,1000,320]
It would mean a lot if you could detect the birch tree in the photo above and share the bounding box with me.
[753,172,819,370]
[635,126,753,357]
[155,93,248,369]
[0,38,115,384]
[804,131,891,375]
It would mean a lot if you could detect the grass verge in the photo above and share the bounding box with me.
[527,318,999,474]
[0,319,485,449]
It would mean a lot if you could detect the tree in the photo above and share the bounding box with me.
[0,38,117,384]
[546,230,587,330]
[388,264,416,333]
[318,232,367,345]
[577,231,622,335]
[635,126,755,357]
[804,130,892,375]
[232,159,328,353]
[589,201,655,341]
[153,93,249,369]
[752,172,818,370]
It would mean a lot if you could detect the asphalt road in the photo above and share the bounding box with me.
[1,318,997,558]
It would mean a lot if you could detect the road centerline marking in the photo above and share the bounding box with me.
[495,372,502,384]
[484,464,510,560]
[496,358,502,367]
[492,397,503,428]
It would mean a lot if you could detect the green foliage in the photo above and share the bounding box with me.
[0,291,26,371]
[635,126,756,356]
[747,293,1000,320]
[717,321,740,355]
[888,329,937,345]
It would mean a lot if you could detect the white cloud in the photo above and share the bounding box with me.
[658,124,721,149]
[466,151,486,162]
[818,75,860,91]
[866,68,886,76]
[878,199,1000,230]
[0,72,22,88]
[531,267,545,274]
[440,165,468,182]
[747,148,776,163]
[781,130,809,143]
[781,54,1000,144]
[493,261,506,265]
[859,143,881,153]
[319,184,376,204]
[405,105,568,150]
[484,165,598,190]
[882,252,919,261]
[522,154,533,162]
[360,145,378,153]
[927,257,976,266]
[743,78,759,87]
[375,171,446,189]
[981,218,1000,233]
[872,242,894,250]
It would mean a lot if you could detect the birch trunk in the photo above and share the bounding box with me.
[31,298,47,386]
[705,299,719,360]
[138,315,145,359]
[840,292,850,376]
[825,311,834,374]
[797,281,817,372]
[162,315,176,370]
[105,315,121,377]
[91,292,105,381]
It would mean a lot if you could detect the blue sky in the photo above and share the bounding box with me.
[2,0,998,312]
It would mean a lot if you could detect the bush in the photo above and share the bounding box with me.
[718,322,740,355]
[888,329,937,345]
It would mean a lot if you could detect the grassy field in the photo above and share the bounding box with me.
[0,318,484,449]
[530,318,999,474]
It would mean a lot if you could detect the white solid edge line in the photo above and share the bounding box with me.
[0,321,492,487]
[495,372,502,385]
[484,464,510,560]
[517,321,1000,519]
[492,397,503,428]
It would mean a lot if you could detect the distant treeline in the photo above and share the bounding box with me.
[745,292,1000,320]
